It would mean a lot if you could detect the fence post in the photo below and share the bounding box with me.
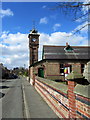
[68,80,76,118]
[66,71,83,118]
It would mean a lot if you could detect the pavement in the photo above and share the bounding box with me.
[22,77,59,119]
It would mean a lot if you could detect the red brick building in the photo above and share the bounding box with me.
[28,29,90,83]
[28,30,90,118]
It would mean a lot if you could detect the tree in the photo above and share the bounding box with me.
[52,2,90,35]
[12,67,28,76]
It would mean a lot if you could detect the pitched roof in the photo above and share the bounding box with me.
[43,45,90,60]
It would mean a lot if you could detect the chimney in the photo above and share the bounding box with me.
[66,42,69,47]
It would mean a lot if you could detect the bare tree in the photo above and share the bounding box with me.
[52,2,90,35]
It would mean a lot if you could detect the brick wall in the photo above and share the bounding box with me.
[76,94,90,118]
[35,78,69,118]
[46,62,64,80]
[30,67,35,85]
[47,63,60,75]
[30,62,83,82]
[34,76,90,119]
[72,63,81,74]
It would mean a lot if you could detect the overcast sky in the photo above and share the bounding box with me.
[0,1,88,69]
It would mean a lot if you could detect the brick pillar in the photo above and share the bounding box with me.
[30,67,35,86]
[28,66,30,83]
[33,74,35,86]
[68,80,76,118]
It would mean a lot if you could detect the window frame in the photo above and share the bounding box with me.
[81,64,85,74]
[60,64,64,75]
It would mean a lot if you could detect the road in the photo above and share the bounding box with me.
[0,77,58,119]
[0,78,24,119]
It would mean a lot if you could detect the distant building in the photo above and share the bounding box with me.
[28,29,90,83]
[0,63,10,79]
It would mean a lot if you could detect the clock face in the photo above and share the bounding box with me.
[32,38,36,42]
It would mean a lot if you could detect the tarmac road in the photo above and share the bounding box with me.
[0,77,58,119]
[1,78,24,118]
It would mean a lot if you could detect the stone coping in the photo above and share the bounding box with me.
[74,84,90,98]
[66,71,84,80]
[35,76,68,94]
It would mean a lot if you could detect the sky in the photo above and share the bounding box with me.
[0,1,89,69]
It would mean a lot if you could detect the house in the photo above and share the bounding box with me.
[30,44,90,81]
[0,63,10,79]
[28,29,90,83]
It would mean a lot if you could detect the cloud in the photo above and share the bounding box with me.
[1,32,29,69]
[38,31,88,60]
[82,0,89,14]
[42,5,46,9]
[72,21,88,34]
[39,17,48,24]
[0,9,14,18]
[53,23,61,31]
[1,30,88,69]
[1,32,28,46]
[40,32,88,46]
[75,1,89,23]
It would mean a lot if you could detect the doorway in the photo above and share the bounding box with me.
[38,68,44,78]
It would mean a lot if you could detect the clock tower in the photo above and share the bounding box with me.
[28,29,40,65]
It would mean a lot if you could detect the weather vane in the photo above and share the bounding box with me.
[32,20,35,29]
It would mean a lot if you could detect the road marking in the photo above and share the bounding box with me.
[22,84,31,118]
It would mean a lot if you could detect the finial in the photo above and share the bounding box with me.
[32,20,35,29]
[29,20,38,33]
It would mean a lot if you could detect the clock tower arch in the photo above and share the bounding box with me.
[28,29,40,65]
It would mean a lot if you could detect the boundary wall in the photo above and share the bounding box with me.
[33,76,90,119]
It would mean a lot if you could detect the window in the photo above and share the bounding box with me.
[32,55,35,60]
[33,48,36,50]
[70,65,72,73]
[81,64,85,73]
[60,69,64,73]
[60,64,64,74]
[60,64,64,68]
